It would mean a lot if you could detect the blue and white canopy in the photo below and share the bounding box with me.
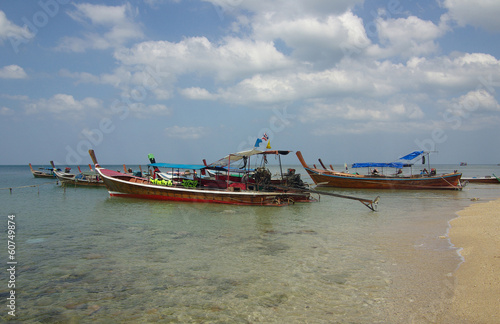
[398,151,424,161]
[352,162,405,169]
[352,151,426,169]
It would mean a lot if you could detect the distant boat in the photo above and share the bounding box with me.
[296,151,463,190]
[50,162,105,187]
[461,174,500,184]
[460,162,467,166]
[29,163,57,178]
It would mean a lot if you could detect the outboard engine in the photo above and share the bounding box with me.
[284,168,305,188]
[253,167,271,187]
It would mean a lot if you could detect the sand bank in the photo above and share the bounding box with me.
[448,198,500,323]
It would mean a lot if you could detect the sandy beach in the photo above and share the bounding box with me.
[448,198,500,323]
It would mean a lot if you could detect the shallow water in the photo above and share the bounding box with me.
[1,164,499,323]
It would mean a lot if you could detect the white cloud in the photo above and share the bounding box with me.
[0,11,33,43]
[144,0,172,8]
[205,0,363,18]
[311,119,443,135]
[372,16,446,59]
[60,65,173,100]
[443,89,500,118]
[404,53,500,93]
[0,107,14,116]
[184,51,500,109]
[62,35,294,101]
[165,126,208,139]
[442,0,500,32]
[252,11,371,64]
[57,3,143,52]
[0,65,27,79]
[54,1,500,138]
[25,94,102,120]
[115,37,293,81]
[299,100,424,123]
[59,69,100,83]
[212,68,375,105]
[180,87,217,100]
[128,103,173,119]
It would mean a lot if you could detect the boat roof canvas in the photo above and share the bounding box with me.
[352,150,426,169]
[209,148,264,167]
[399,150,424,161]
[352,162,405,169]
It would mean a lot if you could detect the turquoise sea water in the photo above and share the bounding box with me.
[1,164,500,323]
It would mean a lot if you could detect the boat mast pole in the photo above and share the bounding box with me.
[279,154,283,181]
[227,154,231,189]
[246,155,250,190]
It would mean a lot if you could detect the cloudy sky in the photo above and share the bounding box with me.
[1,0,499,166]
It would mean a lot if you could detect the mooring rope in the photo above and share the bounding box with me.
[0,182,55,194]
[440,175,462,190]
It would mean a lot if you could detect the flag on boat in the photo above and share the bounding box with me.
[254,133,270,147]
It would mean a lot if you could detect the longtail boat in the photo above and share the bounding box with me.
[461,174,500,184]
[51,162,105,187]
[296,151,462,190]
[89,149,315,206]
[29,163,57,178]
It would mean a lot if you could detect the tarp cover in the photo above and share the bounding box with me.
[352,162,405,169]
[209,148,264,167]
[352,151,425,169]
[399,151,424,160]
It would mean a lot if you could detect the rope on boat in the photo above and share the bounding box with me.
[440,175,462,190]
[0,182,55,194]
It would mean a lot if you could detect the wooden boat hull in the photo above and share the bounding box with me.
[32,172,55,178]
[296,152,462,190]
[53,170,105,187]
[29,163,55,178]
[461,177,500,184]
[58,179,106,187]
[97,168,312,206]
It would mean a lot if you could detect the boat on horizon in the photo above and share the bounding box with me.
[296,151,463,190]
[88,149,315,206]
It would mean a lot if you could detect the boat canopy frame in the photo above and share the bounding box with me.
[350,150,435,176]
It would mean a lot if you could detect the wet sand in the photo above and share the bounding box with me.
[448,198,500,323]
